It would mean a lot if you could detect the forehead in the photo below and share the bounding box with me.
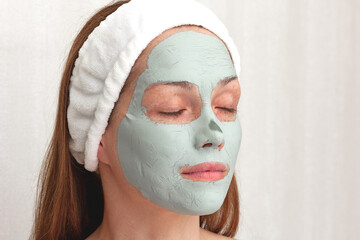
[142,31,236,90]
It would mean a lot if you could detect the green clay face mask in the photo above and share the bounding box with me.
[117,30,242,215]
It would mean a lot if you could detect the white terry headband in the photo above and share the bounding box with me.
[67,0,241,172]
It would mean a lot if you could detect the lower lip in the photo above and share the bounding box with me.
[180,170,228,181]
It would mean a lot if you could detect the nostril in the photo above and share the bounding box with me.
[216,141,225,151]
[202,143,212,148]
[200,140,213,148]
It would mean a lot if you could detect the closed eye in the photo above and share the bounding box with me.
[159,109,186,116]
[216,107,237,113]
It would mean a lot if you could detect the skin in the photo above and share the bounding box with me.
[86,25,241,240]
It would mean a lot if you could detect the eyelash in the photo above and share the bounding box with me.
[216,107,237,113]
[159,109,186,116]
[159,107,237,116]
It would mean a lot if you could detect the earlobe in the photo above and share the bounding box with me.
[97,138,111,165]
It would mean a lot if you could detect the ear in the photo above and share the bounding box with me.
[97,135,111,165]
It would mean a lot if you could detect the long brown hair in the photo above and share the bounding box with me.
[30,1,240,239]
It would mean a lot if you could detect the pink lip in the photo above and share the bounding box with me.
[180,162,229,182]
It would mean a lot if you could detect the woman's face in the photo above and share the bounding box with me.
[108,26,241,215]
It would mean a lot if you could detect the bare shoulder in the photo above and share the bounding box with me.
[200,228,238,240]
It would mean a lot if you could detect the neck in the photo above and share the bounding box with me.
[90,163,204,240]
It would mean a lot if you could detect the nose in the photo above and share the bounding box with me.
[195,119,225,151]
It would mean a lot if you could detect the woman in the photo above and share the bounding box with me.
[30,0,242,239]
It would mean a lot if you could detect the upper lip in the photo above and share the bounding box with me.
[180,162,229,174]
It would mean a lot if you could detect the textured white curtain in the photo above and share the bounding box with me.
[0,0,359,239]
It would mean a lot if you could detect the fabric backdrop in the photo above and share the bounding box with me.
[0,0,359,239]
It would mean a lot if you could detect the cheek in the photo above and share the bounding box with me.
[118,118,185,169]
[122,124,197,192]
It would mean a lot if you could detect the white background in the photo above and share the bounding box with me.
[0,0,359,239]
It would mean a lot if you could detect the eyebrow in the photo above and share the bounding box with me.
[218,75,238,87]
[147,75,238,90]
